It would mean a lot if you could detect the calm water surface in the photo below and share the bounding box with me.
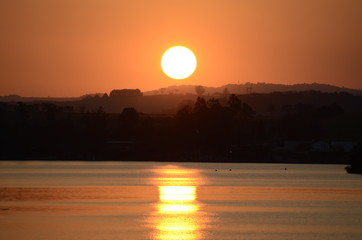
[0,161,361,240]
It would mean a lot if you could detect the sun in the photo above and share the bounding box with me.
[161,46,197,79]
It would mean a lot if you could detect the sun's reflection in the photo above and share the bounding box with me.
[155,216,200,240]
[148,165,206,240]
[158,203,198,213]
[159,186,196,202]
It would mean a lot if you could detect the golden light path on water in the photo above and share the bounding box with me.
[148,166,209,240]
[159,186,196,202]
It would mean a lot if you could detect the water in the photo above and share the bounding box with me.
[0,161,361,240]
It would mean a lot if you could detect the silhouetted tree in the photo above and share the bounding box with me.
[120,107,139,126]
[241,103,255,120]
[195,86,205,96]
[207,98,221,109]
[177,104,193,121]
[102,93,109,99]
[159,88,166,95]
[110,89,142,97]
[227,94,255,120]
[194,97,207,114]
[227,94,241,110]
[222,88,230,96]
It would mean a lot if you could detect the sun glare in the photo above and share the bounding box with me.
[161,46,197,79]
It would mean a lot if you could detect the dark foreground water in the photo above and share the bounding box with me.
[0,161,361,240]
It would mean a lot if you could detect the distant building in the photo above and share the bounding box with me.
[110,89,143,97]
[312,141,332,152]
[330,141,358,152]
[312,141,357,153]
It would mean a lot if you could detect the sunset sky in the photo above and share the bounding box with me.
[1,0,361,97]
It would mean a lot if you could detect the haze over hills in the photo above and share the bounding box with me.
[1,82,362,115]
[144,82,362,96]
[1,82,362,102]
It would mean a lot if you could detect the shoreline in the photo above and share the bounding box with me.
[0,158,349,165]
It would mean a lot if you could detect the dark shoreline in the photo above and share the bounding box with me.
[1,91,360,172]
[0,158,349,165]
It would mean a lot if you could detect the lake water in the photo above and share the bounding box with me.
[0,161,362,240]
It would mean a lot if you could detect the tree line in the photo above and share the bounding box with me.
[0,92,361,163]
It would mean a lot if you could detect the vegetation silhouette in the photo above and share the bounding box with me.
[195,86,205,96]
[0,90,361,168]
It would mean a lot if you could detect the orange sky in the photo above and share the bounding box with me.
[1,0,361,97]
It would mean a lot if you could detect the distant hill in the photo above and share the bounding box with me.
[144,82,362,96]
[2,83,361,102]
[2,87,362,115]
[2,82,362,114]
[0,94,80,102]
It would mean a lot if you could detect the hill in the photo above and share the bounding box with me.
[144,82,362,96]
